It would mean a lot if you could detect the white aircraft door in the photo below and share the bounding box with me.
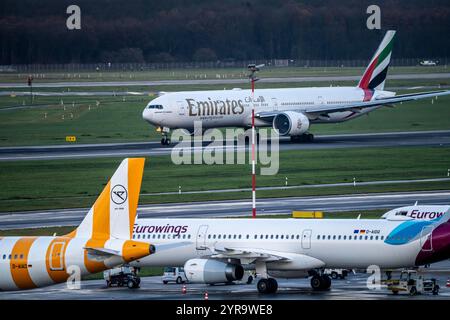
[420,226,434,252]
[196,225,209,255]
[317,96,324,105]
[177,100,185,116]
[271,98,278,111]
[301,229,312,249]
[49,241,66,271]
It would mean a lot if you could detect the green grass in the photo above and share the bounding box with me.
[0,96,161,145]
[0,87,450,146]
[1,66,449,83]
[0,146,449,212]
[1,78,448,94]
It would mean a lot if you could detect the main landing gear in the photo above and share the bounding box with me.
[310,274,332,291]
[161,135,171,145]
[257,278,278,294]
[290,133,314,143]
[255,261,279,294]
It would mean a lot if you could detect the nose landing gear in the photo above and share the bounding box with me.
[157,127,171,145]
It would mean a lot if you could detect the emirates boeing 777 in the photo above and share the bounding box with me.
[142,30,450,145]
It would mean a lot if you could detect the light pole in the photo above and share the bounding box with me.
[27,75,33,104]
[247,64,264,218]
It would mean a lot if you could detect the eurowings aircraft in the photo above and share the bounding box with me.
[142,30,450,145]
[120,159,450,294]
[0,158,155,291]
[381,205,450,221]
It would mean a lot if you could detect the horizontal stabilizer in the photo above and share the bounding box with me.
[84,247,121,261]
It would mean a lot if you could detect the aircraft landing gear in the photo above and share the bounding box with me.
[310,274,331,291]
[290,133,314,143]
[161,136,171,145]
[157,127,171,146]
[257,278,278,294]
[255,261,278,294]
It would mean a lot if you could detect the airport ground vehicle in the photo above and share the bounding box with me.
[387,270,439,296]
[104,265,141,289]
[324,268,349,280]
[162,267,188,284]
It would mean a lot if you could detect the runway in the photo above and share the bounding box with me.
[1,261,449,300]
[1,72,449,88]
[1,130,450,161]
[1,190,449,229]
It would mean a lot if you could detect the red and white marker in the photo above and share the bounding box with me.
[251,78,256,219]
[204,291,209,300]
[247,63,264,219]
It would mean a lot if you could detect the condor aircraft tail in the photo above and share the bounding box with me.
[0,158,153,291]
[68,158,145,240]
[358,30,396,91]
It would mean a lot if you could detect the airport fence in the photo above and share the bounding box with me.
[1,57,448,73]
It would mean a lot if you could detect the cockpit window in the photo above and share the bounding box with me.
[147,105,163,109]
[395,211,408,216]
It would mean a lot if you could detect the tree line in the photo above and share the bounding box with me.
[0,0,449,64]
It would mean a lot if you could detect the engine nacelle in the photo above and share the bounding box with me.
[184,259,244,284]
[273,111,310,136]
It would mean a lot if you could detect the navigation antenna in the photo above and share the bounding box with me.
[247,64,264,218]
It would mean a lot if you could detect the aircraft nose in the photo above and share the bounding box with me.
[142,108,153,123]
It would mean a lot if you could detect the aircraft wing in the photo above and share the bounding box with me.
[256,90,450,119]
[210,245,325,268]
[211,246,288,262]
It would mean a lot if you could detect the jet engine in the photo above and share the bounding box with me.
[184,259,244,284]
[273,111,310,136]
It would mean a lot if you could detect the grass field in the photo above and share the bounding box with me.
[1,66,449,83]
[1,78,449,94]
[0,96,157,145]
[0,88,449,146]
[0,146,449,212]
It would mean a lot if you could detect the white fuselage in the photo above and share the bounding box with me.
[131,218,431,272]
[142,87,394,130]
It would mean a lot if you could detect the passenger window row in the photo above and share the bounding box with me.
[132,234,192,240]
[2,254,24,260]
[316,234,385,241]
[208,234,300,240]
[281,102,313,106]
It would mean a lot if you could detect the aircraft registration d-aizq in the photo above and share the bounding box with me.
[122,159,450,294]
[142,30,450,145]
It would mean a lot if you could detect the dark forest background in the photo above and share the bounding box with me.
[0,0,449,64]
